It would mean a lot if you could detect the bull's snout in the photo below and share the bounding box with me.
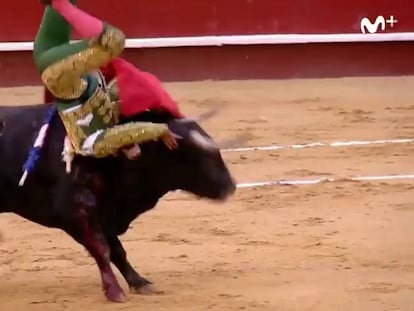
[217,177,237,201]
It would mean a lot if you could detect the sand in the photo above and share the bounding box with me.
[0,76,413,311]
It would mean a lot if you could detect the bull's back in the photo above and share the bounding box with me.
[0,105,49,170]
[0,104,65,213]
[0,104,86,229]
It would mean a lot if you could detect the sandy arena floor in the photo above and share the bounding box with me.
[0,77,413,311]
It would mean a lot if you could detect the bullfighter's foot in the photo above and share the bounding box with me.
[132,283,165,296]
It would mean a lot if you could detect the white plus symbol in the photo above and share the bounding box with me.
[386,15,398,27]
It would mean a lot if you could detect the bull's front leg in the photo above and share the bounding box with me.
[75,210,126,302]
[106,235,164,295]
[60,184,126,302]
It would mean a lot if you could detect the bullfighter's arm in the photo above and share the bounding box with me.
[80,122,171,158]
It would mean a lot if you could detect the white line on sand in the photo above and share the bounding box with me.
[222,138,414,153]
[237,173,414,188]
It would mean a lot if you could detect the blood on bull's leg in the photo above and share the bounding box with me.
[56,175,126,302]
[76,210,125,302]
[72,190,126,302]
[106,235,164,295]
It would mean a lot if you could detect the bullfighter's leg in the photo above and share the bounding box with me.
[33,0,125,100]
[32,1,174,158]
[106,235,165,295]
[55,176,126,302]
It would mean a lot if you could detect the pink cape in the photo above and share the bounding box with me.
[43,57,184,119]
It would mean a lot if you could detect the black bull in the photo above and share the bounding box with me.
[0,104,236,302]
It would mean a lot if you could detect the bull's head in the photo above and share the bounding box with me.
[167,118,236,200]
[134,117,236,201]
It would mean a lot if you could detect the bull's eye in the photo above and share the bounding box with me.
[0,120,5,136]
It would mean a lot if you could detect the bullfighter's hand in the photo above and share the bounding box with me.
[161,131,179,150]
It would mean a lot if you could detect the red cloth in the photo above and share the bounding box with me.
[43,57,184,119]
[44,88,54,104]
[100,57,184,119]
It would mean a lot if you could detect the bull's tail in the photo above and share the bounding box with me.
[19,106,58,186]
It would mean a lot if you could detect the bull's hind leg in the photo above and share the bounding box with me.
[106,235,164,295]
[56,177,126,302]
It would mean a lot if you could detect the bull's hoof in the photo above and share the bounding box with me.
[132,284,165,296]
[105,288,127,303]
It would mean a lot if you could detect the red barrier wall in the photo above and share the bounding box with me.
[0,0,413,86]
[1,0,413,40]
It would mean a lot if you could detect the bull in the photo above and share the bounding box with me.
[0,103,236,302]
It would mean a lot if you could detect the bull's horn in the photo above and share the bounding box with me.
[177,108,220,123]
[217,133,250,149]
[176,117,195,123]
[189,130,218,151]
[196,108,220,122]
